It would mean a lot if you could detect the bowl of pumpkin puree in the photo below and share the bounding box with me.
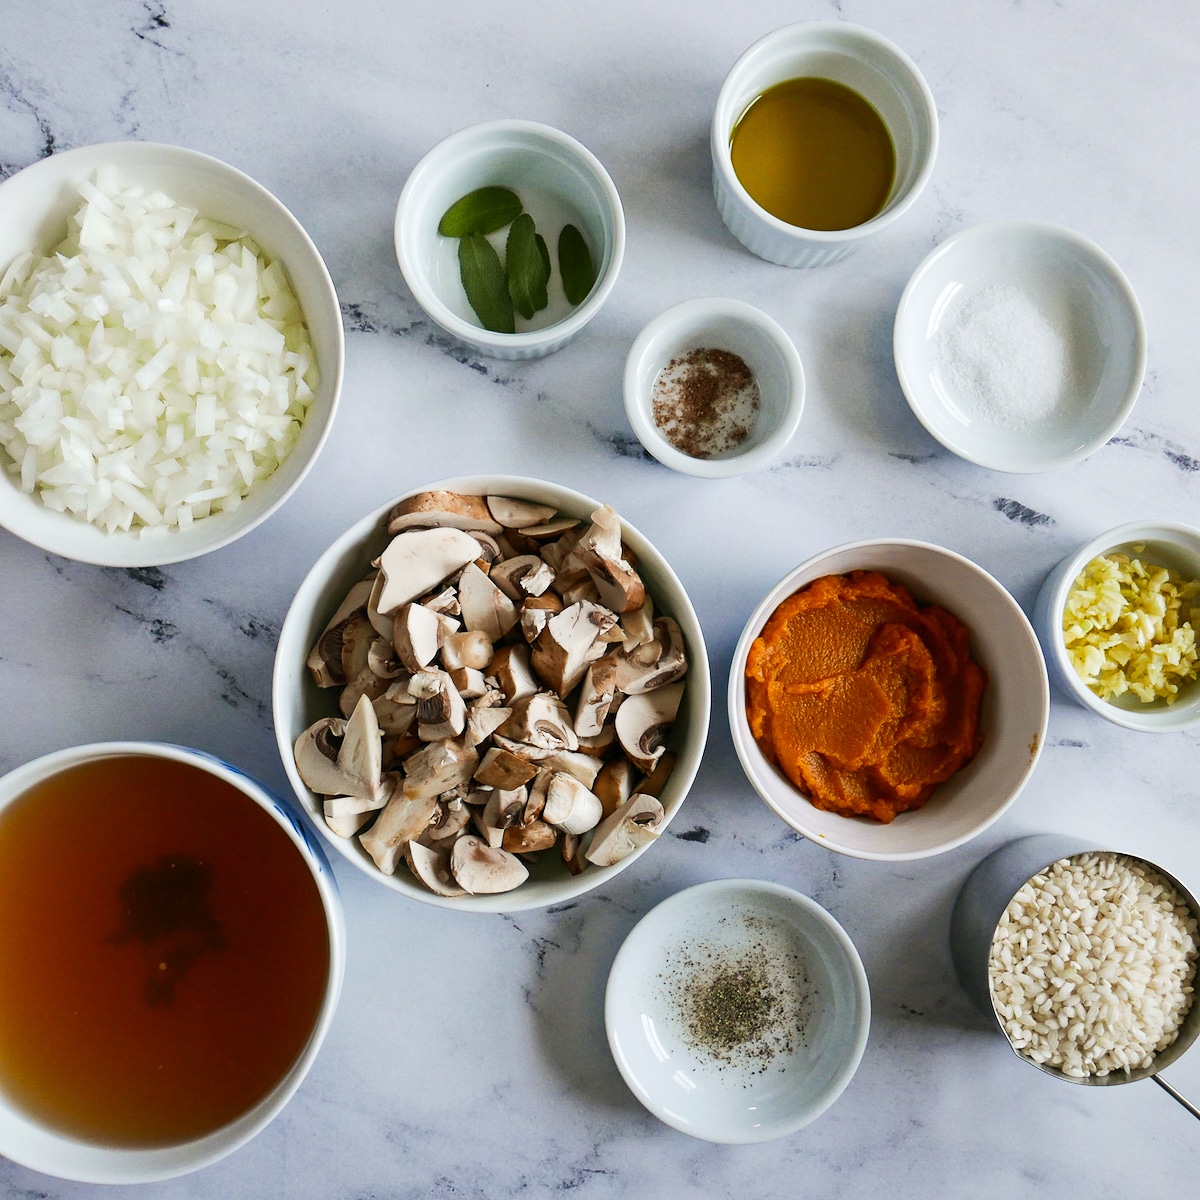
[729,540,1048,860]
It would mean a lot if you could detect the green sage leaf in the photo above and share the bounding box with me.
[459,233,514,333]
[506,213,550,320]
[438,187,523,237]
[558,224,597,306]
[536,233,550,280]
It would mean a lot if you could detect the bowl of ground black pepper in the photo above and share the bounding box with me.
[624,298,805,477]
[604,878,870,1143]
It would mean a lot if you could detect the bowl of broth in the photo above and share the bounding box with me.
[711,21,938,267]
[0,743,344,1183]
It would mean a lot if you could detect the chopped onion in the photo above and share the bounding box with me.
[0,167,318,534]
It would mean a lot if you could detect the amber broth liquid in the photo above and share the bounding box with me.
[731,77,896,231]
[0,755,329,1147]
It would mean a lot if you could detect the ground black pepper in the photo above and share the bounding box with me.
[651,347,760,459]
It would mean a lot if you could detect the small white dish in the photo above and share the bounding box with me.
[1032,521,1200,732]
[729,539,1049,861]
[711,22,938,268]
[394,120,625,361]
[0,741,345,1183]
[894,220,1146,473]
[0,142,344,567]
[605,879,870,1143]
[623,298,804,477]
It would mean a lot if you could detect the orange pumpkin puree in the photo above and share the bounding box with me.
[745,571,986,823]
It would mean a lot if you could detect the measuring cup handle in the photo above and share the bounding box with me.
[1152,1073,1200,1122]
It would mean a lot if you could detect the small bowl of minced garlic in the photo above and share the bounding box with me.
[623,297,805,478]
[1033,520,1200,732]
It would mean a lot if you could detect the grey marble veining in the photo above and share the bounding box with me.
[1,0,1199,1196]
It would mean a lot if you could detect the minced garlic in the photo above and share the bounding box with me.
[1063,549,1200,703]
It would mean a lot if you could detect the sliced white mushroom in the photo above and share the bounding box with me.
[474,746,539,790]
[422,586,461,616]
[541,750,602,789]
[585,793,666,867]
[387,490,502,535]
[401,736,478,800]
[619,595,655,652]
[366,572,394,641]
[339,611,376,684]
[576,725,616,759]
[503,820,557,855]
[637,751,677,799]
[410,669,467,740]
[404,840,467,897]
[465,697,512,747]
[338,666,389,718]
[360,790,440,874]
[594,757,637,817]
[520,594,562,643]
[617,617,688,695]
[375,527,483,614]
[489,644,538,704]
[490,554,554,601]
[574,505,646,614]
[450,835,529,894]
[457,563,519,641]
[543,773,604,835]
[441,629,493,672]
[500,693,579,753]
[323,805,376,840]
[449,667,487,698]
[367,636,404,679]
[531,601,616,697]
[486,495,558,528]
[392,602,443,672]
[306,579,374,687]
[518,517,580,541]
[614,682,684,773]
[481,786,527,831]
[574,656,619,737]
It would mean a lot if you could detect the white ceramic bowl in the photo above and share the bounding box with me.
[729,539,1049,860]
[605,879,870,1142]
[623,298,805,477]
[0,741,345,1184]
[273,474,711,912]
[394,121,625,360]
[1032,521,1200,732]
[894,220,1146,473]
[711,22,938,268]
[0,142,344,566]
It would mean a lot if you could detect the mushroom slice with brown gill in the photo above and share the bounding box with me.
[617,617,688,695]
[375,527,483,614]
[543,773,603,836]
[450,835,529,894]
[410,669,467,740]
[392,602,443,672]
[404,840,467,897]
[574,505,646,614]
[500,693,579,753]
[489,554,554,602]
[306,579,374,687]
[585,793,666,867]
[360,790,441,874]
[614,681,684,773]
[294,692,387,802]
[386,490,502,536]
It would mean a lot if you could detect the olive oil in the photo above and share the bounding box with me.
[731,77,895,231]
[0,755,329,1147]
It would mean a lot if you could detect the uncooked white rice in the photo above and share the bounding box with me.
[988,852,1198,1078]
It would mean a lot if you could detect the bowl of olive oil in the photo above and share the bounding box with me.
[0,743,345,1183]
[712,22,938,267]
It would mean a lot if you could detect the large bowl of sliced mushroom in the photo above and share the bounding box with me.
[273,476,710,911]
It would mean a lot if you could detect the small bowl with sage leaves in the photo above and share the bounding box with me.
[395,120,625,360]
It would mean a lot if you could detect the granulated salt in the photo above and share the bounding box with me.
[934,283,1070,429]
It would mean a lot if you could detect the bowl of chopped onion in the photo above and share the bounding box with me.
[1033,521,1200,732]
[0,142,343,566]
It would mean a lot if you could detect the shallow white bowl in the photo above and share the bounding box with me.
[623,298,805,477]
[728,539,1049,861]
[273,474,710,912]
[605,879,870,1142]
[394,121,625,360]
[894,220,1146,473]
[0,142,344,566]
[1032,521,1200,732]
[0,741,345,1184]
[711,22,938,268]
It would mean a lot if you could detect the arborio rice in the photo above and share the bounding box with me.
[988,852,1198,1078]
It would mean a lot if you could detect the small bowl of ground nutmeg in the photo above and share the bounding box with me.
[605,878,870,1143]
[623,298,805,477]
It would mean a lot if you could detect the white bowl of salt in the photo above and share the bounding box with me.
[892,220,1146,474]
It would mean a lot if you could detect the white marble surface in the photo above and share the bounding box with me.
[1,0,1198,1195]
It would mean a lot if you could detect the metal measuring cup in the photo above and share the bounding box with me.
[951,834,1200,1120]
